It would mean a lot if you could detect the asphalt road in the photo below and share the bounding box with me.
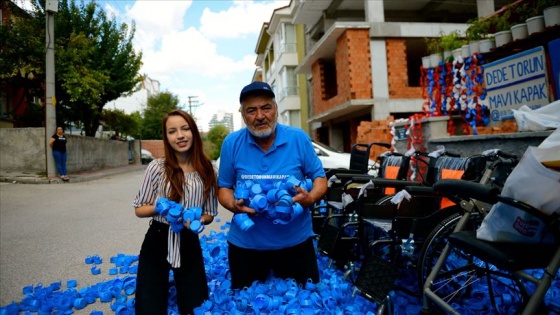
[0,169,233,313]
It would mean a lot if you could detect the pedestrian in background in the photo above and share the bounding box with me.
[218,81,328,289]
[132,109,218,314]
[49,126,68,181]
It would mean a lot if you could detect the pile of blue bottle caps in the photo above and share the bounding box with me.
[232,175,313,230]
[155,198,205,234]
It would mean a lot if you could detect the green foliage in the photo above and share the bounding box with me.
[128,111,143,139]
[141,92,180,140]
[0,3,45,109]
[465,17,492,41]
[206,125,230,160]
[1,0,142,136]
[101,108,139,139]
[536,0,559,12]
[493,8,513,32]
[439,31,466,52]
[423,37,441,54]
[19,102,45,127]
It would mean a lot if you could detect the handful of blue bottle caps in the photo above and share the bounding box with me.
[232,175,313,231]
[155,198,205,234]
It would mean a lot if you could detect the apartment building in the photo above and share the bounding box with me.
[209,112,234,133]
[255,0,511,152]
[253,4,310,133]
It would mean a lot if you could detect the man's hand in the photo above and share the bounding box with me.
[233,199,256,215]
[291,186,314,208]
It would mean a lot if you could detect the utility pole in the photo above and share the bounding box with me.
[45,0,58,178]
[187,96,201,116]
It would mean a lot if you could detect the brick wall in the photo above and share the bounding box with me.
[312,29,372,116]
[141,140,164,158]
[386,38,422,99]
[356,116,395,160]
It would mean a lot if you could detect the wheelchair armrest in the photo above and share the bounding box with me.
[404,186,434,196]
[433,179,500,204]
[350,176,422,189]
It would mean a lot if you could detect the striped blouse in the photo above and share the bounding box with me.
[133,158,218,267]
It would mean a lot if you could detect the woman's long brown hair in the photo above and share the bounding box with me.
[162,110,217,203]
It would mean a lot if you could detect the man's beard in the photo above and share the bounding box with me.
[248,121,277,139]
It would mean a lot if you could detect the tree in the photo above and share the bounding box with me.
[101,108,138,139]
[0,2,45,123]
[206,125,230,160]
[1,0,142,135]
[141,92,180,140]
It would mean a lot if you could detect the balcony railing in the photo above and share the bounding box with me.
[279,43,297,54]
[279,86,299,99]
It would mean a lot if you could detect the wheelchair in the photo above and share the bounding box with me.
[422,179,560,315]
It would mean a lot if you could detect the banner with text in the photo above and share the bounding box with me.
[483,46,550,124]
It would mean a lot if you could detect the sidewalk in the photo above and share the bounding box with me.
[0,164,147,184]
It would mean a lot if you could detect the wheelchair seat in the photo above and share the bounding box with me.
[449,230,558,271]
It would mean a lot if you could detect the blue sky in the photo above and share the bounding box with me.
[98,0,291,131]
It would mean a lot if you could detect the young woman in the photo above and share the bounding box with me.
[49,126,69,181]
[132,110,218,314]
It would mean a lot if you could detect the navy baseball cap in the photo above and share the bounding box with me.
[239,81,275,103]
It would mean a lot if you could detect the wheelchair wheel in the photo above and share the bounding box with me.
[417,212,462,293]
[418,214,529,314]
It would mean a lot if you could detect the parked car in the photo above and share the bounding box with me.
[313,140,380,172]
[141,149,154,165]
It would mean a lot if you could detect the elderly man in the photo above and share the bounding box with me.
[218,81,328,289]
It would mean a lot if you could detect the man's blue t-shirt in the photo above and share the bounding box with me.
[218,124,325,250]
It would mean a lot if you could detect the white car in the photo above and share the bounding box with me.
[312,140,378,172]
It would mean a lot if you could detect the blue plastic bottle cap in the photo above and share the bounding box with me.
[92,255,102,264]
[22,285,33,295]
[278,195,293,206]
[128,265,138,274]
[250,184,263,196]
[275,205,292,214]
[73,298,86,309]
[286,176,300,188]
[253,194,267,209]
[49,281,61,291]
[266,189,279,203]
[183,209,194,223]
[67,279,77,288]
[292,203,303,217]
[233,213,254,231]
[168,205,182,219]
[99,291,112,302]
[190,220,202,232]
[192,207,203,220]
[109,267,118,275]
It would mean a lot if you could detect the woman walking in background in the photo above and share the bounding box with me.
[49,126,68,181]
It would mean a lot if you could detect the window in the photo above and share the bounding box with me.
[406,38,426,87]
[322,59,337,100]
[280,66,298,98]
[280,23,296,54]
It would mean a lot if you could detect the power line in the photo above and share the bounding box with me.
[186,96,203,116]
